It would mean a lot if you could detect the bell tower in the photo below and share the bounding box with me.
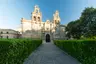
[31,5,42,23]
[53,10,61,24]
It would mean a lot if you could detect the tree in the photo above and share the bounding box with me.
[66,7,96,39]
[80,7,96,38]
[66,20,81,39]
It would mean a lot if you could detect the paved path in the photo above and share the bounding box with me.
[24,42,80,64]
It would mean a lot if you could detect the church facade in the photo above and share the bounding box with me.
[20,5,66,41]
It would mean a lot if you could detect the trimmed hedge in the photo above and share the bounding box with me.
[0,39,42,64]
[54,40,96,64]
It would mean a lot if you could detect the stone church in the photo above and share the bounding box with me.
[20,5,66,42]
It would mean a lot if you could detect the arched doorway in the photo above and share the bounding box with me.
[46,34,50,42]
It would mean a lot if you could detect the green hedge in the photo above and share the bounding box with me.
[54,40,96,64]
[0,39,42,64]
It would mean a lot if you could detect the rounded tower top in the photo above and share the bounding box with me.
[34,5,39,8]
[53,10,61,24]
[34,5,40,13]
[55,10,59,16]
[56,10,59,13]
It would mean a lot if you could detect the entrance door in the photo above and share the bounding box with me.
[46,34,50,42]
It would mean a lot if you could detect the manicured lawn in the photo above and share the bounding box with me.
[54,40,96,64]
[0,39,42,64]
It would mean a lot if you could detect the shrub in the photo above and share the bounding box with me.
[0,39,42,64]
[54,40,96,64]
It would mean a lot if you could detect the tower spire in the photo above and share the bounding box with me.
[31,5,42,22]
[53,10,61,24]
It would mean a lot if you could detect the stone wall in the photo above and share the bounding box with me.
[0,29,20,38]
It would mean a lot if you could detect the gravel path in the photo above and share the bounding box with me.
[24,42,80,64]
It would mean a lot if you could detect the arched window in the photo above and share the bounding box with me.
[55,20,59,24]
[1,36,3,38]
[38,17,40,22]
[34,16,36,21]
[6,32,9,34]
[1,32,3,34]
[58,20,60,24]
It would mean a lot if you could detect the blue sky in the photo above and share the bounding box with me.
[0,0,96,29]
